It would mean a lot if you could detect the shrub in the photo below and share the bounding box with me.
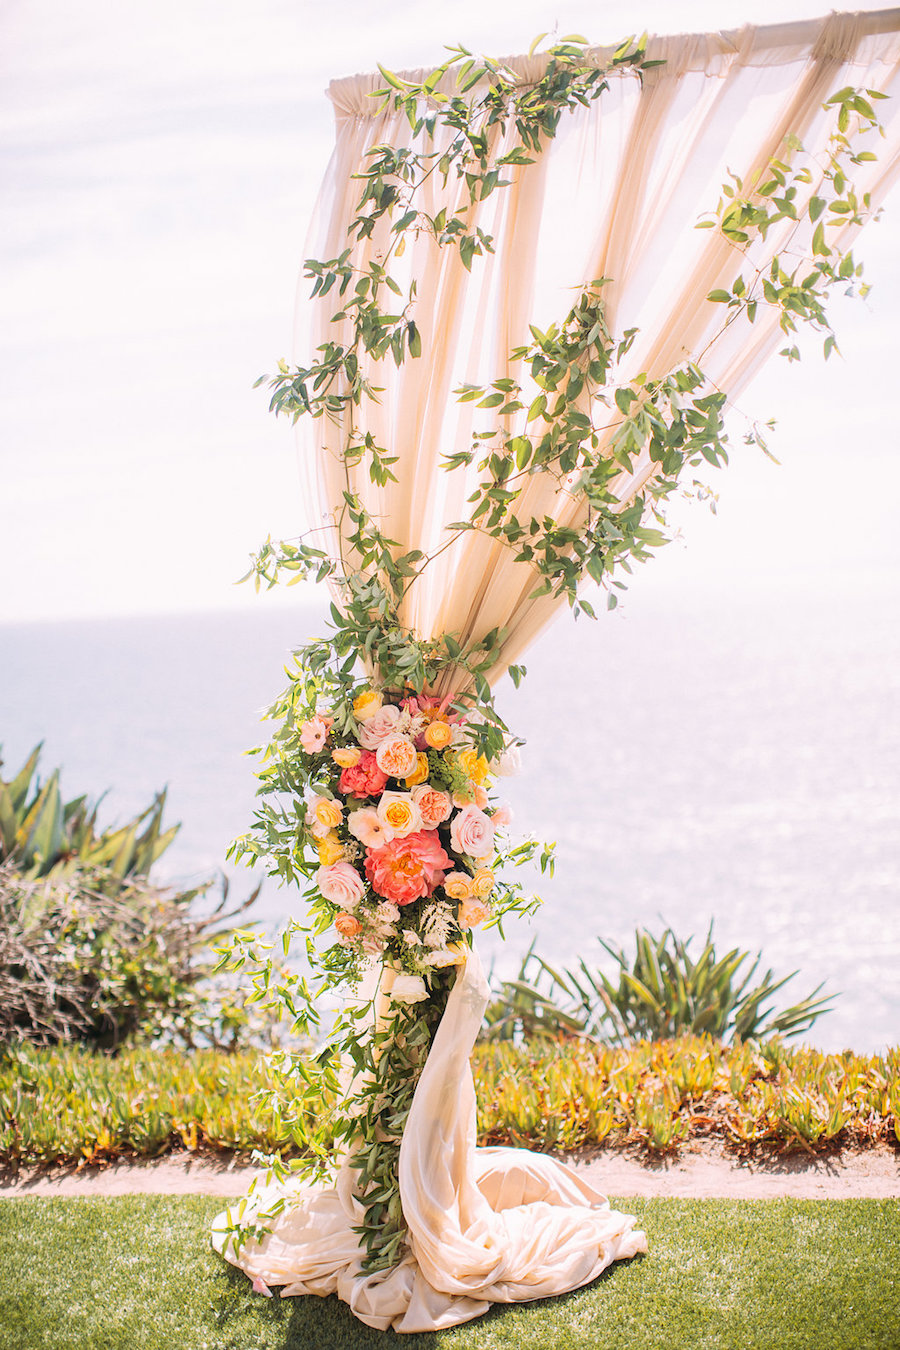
[482,924,835,1045]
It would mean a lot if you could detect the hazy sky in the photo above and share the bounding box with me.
[2,0,898,624]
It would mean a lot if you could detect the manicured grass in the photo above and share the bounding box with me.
[1,1196,897,1349]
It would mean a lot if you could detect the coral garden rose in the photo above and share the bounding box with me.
[375,734,419,780]
[458,897,491,929]
[332,746,362,769]
[334,911,362,938]
[347,806,394,849]
[299,716,330,754]
[339,750,388,799]
[405,752,429,787]
[377,791,423,838]
[358,704,402,750]
[411,783,452,828]
[450,804,494,859]
[389,973,429,1004]
[353,689,384,722]
[365,830,451,906]
[317,861,366,909]
[424,720,453,750]
[443,870,473,901]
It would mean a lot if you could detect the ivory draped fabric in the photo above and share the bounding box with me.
[212,949,647,1332]
[215,11,900,1334]
[297,8,900,696]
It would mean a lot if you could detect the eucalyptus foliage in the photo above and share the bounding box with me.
[226,33,886,1273]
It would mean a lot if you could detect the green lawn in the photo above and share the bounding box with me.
[1,1196,897,1349]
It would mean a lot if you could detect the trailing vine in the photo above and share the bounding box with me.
[220,35,888,1272]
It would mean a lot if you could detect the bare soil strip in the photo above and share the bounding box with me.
[2,1142,898,1200]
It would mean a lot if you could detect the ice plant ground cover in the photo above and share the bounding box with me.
[3,1037,896,1166]
[2,1195,899,1350]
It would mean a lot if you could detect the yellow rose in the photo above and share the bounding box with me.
[333,746,362,768]
[424,720,452,749]
[377,791,422,837]
[353,689,384,722]
[426,941,469,967]
[443,871,472,901]
[470,867,495,899]
[459,898,491,929]
[405,753,429,788]
[317,833,344,865]
[314,797,343,829]
[456,748,490,785]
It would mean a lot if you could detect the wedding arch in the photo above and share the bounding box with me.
[213,11,900,1334]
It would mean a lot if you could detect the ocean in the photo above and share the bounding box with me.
[2,579,898,1054]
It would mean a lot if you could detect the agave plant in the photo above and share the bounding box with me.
[482,925,835,1045]
[0,743,177,881]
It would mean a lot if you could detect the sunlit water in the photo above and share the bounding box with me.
[2,580,898,1053]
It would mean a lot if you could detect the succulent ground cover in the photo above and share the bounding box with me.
[2,1035,896,1167]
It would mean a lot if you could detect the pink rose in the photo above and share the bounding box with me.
[492,802,513,828]
[358,704,402,750]
[365,830,451,907]
[317,861,366,909]
[450,805,494,859]
[411,783,453,829]
[339,750,388,799]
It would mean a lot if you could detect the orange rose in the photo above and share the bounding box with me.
[424,721,453,749]
[334,912,362,938]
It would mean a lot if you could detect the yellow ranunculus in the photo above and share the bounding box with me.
[456,748,490,785]
[470,867,495,899]
[317,832,344,865]
[443,871,472,901]
[405,752,429,787]
[353,689,383,722]
[314,797,343,829]
[333,746,362,768]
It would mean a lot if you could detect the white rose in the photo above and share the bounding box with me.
[389,973,429,1003]
[491,744,522,777]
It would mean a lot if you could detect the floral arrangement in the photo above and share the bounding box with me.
[300,686,520,998]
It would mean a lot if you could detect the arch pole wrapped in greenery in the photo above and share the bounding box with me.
[214,14,900,1334]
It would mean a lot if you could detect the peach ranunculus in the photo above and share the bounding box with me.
[358,703,402,750]
[470,867,495,898]
[339,750,388,799]
[377,791,423,838]
[311,796,343,830]
[347,806,395,849]
[334,911,362,938]
[459,897,491,929]
[424,720,453,750]
[332,746,362,769]
[491,802,513,828]
[375,734,419,780]
[405,752,429,787]
[353,688,384,722]
[317,861,366,909]
[299,716,330,754]
[443,871,473,901]
[450,804,494,859]
[411,783,453,828]
[365,831,451,906]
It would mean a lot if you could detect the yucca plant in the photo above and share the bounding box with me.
[482,925,835,1045]
[0,743,177,881]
